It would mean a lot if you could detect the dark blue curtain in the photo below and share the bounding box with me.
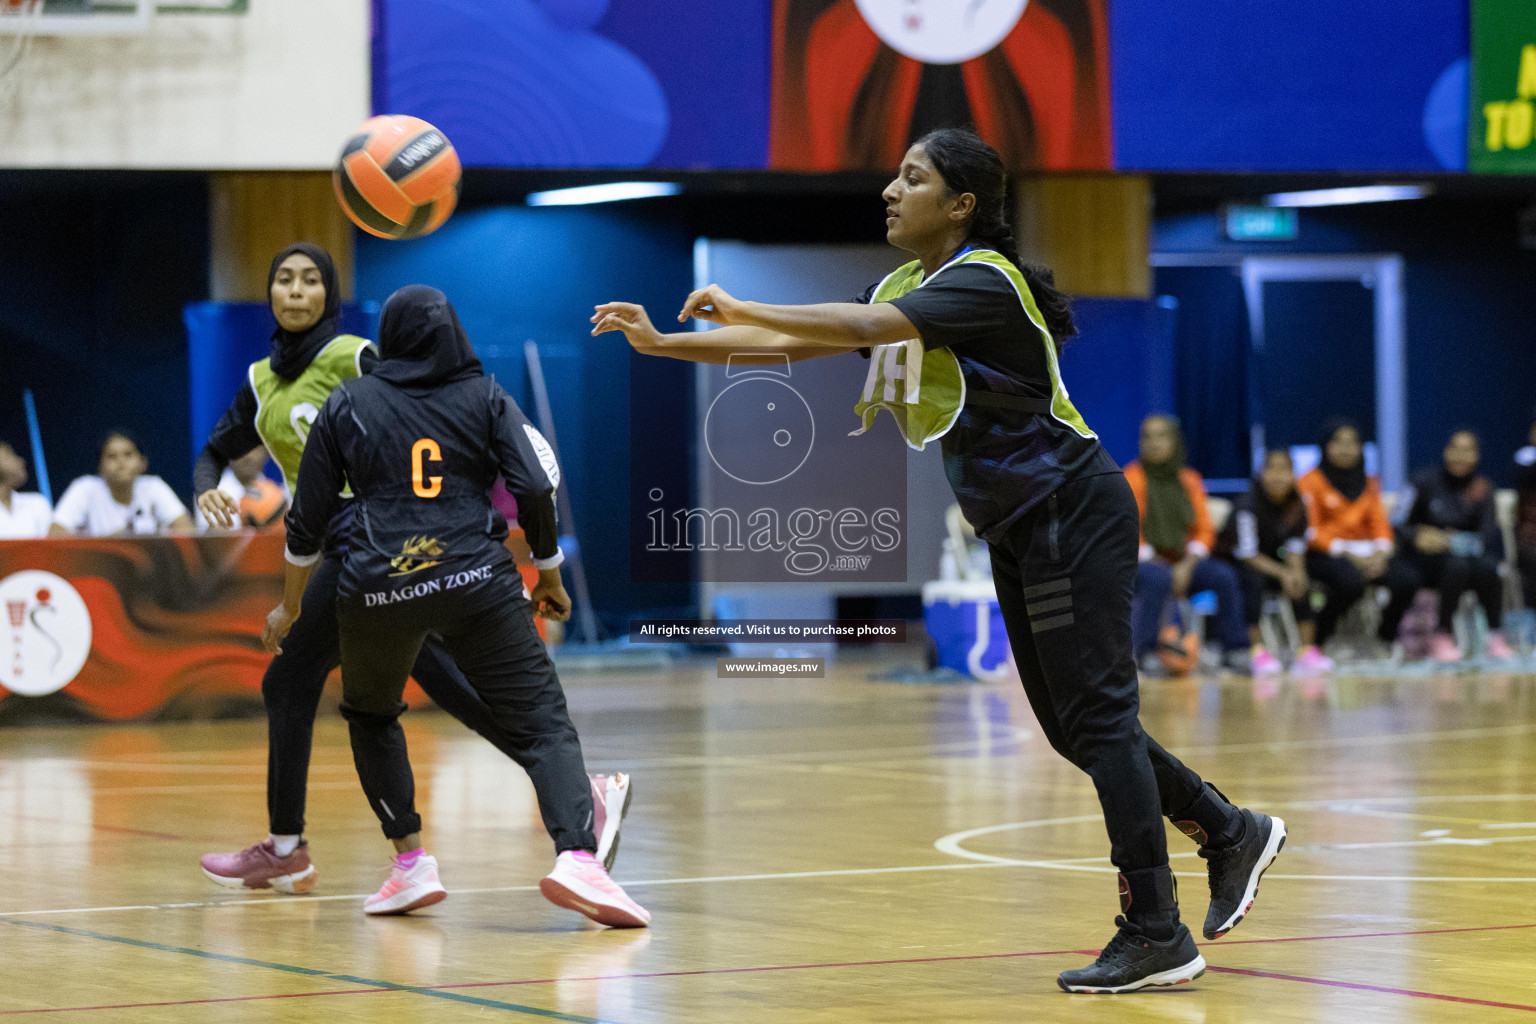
[1153,266,1252,480]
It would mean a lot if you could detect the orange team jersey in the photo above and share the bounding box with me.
[1297,468,1392,556]
[1122,462,1215,560]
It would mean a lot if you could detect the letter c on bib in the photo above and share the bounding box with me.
[412,438,443,498]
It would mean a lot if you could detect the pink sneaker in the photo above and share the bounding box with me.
[1251,647,1282,676]
[540,850,650,928]
[1430,632,1463,663]
[1485,634,1516,660]
[201,839,316,893]
[1292,646,1335,674]
[591,772,633,871]
[364,850,447,916]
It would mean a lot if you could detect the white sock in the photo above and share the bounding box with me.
[270,833,301,857]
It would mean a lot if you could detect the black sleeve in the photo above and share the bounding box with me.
[283,390,349,561]
[850,281,879,358]
[1478,485,1505,561]
[887,264,1022,351]
[1404,470,1433,527]
[487,381,562,564]
[194,383,262,494]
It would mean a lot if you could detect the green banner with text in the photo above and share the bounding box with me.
[1472,0,1536,173]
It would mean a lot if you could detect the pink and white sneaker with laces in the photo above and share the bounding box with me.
[1251,647,1282,676]
[201,839,316,893]
[1485,634,1516,660]
[590,772,633,871]
[1292,646,1335,674]
[1430,632,1463,663]
[364,849,446,915]
[540,850,650,928]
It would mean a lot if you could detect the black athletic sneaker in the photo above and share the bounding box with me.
[1056,918,1206,994]
[1200,809,1287,940]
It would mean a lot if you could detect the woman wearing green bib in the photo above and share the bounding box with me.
[594,128,1285,993]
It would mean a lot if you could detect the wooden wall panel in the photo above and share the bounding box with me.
[209,172,354,302]
[1014,174,1151,298]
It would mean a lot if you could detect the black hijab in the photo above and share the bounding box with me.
[1318,418,1367,502]
[372,285,483,395]
[268,242,342,381]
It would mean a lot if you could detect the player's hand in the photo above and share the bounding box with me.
[261,603,299,654]
[1283,569,1310,601]
[679,284,746,326]
[198,488,240,530]
[529,571,572,622]
[591,302,664,349]
[1415,526,1450,554]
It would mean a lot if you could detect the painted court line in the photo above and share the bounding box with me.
[1204,966,1536,1013]
[0,862,1017,919]
[2,919,615,1023]
[8,922,1535,1017]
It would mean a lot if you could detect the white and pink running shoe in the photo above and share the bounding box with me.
[540,850,650,928]
[1291,646,1335,674]
[591,772,633,871]
[1485,634,1516,660]
[201,839,316,893]
[1430,632,1464,663]
[364,850,447,916]
[1251,647,1282,676]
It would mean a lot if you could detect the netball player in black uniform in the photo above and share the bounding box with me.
[199,245,629,895]
[265,285,648,925]
[594,128,1284,991]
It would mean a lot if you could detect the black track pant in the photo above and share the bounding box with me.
[989,471,1217,882]
[1304,551,1421,646]
[1406,551,1504,632]
[263,556,573,837]
[337,580,595,852]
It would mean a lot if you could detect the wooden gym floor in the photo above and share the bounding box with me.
[1,653,1535,1022]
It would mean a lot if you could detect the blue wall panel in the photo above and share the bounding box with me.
[1059,298,1178,469]
[355,206,696,626]
[379,0,770,169]
[1111,0,1469,172]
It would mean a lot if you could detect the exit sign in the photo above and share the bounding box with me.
[1226,205,1299,240]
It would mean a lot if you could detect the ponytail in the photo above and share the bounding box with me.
[916,127,1078,351]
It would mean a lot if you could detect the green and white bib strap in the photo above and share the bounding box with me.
[849,249,1095,451]
[249,333,374,492]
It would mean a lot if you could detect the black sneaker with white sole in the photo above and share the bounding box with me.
[1200,809,1286,940]
[1057,918,1206,994]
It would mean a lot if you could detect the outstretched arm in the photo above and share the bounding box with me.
[591,285,916,364]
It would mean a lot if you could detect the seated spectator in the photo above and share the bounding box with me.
[1401,430,1513,661]
[1125,415,1250,675]
[1216,449,1333,675]
[197,445,287,531]
[49,431,192,537]
[1298,419,1419,656]
[1517,416,1536,614]
[0,440,52,539]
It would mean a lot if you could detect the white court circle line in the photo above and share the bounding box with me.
[933,804,1536,884]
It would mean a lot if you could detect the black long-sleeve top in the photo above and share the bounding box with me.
[1401,467,1504,562]
[284,373,562,610]
[193,348,383,496]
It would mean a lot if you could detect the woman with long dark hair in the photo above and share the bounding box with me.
[594,127,1285,993]
[1216,449,1332,674]
[196,244,630,894]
